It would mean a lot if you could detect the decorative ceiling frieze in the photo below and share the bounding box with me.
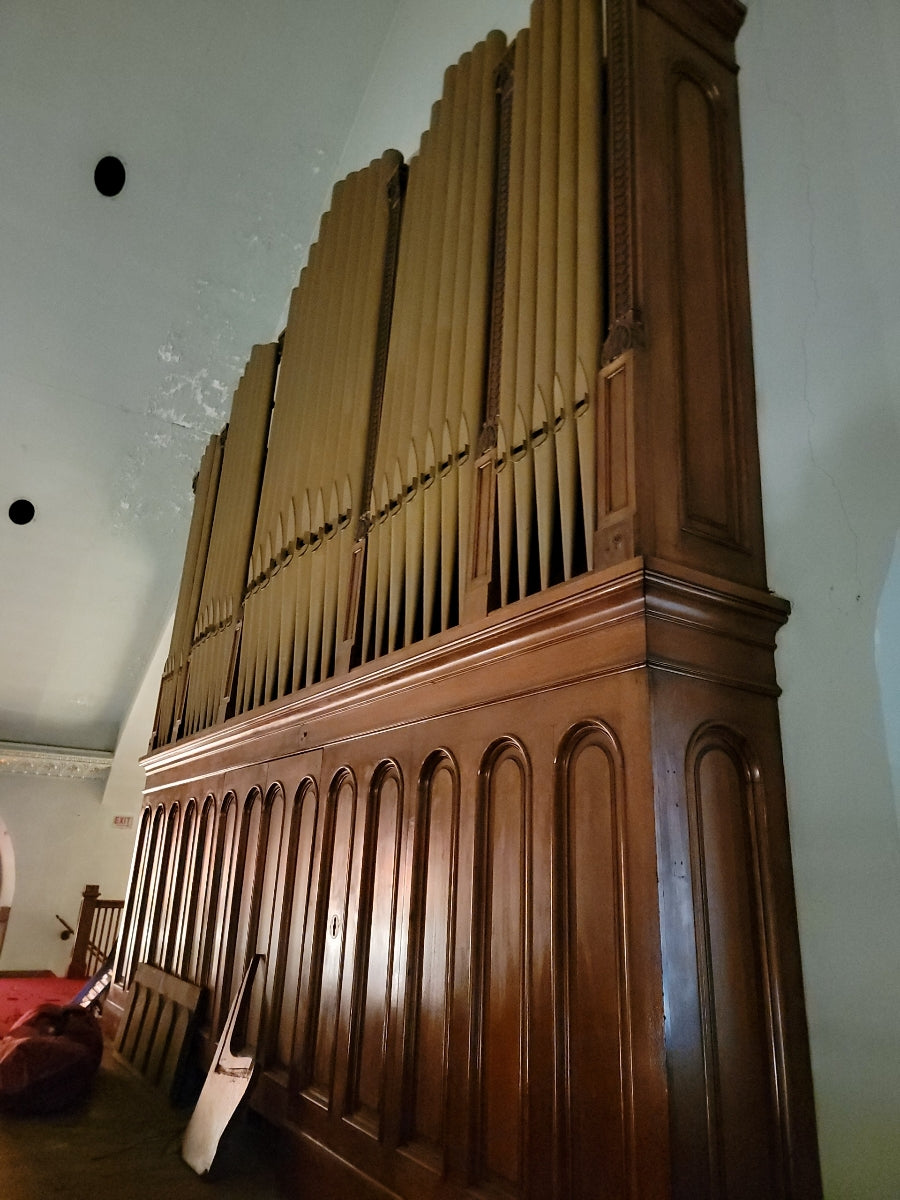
[0,742,113,781]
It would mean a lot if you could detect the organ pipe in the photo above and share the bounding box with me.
[155,0,605,742]
[236,152,403,713]
[361,32,507,662]
[153,433,222,747]
[182,343,277,736]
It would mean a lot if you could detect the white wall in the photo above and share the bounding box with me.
[0,774,136,974]
[0,614,173,974]
[740,1,900,1196]
[101,610,173,816]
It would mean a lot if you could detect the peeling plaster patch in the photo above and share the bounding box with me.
[149,368,230,432]
[111,410,208,535]
[113,204,310,539]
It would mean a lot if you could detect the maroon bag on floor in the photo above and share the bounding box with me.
[0,1003,103,1114]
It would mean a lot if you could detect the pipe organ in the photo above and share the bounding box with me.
[118,1,822,1197]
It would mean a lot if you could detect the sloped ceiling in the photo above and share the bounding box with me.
[0,0,401,751]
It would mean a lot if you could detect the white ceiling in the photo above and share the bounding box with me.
[0,0,402,751]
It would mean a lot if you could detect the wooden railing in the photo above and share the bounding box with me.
[66,884,124,979]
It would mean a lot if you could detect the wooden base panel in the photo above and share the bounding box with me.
[113,559,819,1199]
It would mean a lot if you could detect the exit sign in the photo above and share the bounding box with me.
[113,814,134,828]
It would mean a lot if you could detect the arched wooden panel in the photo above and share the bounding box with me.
[685,724,785,1200]
[222,788,264,1020]
[180,795,217,981]
[246,785,288,1057]
[402,751,460,1166]
[346,761,405,1135]
[305,769,358,1105]
[555,720,632,1200]
[147,803,179,968]
[116,804,154,987]
[208,793,240,1033]
[472,739,531,1195]
[163,798,196,973]
[672,69,743,553]
[274,779,320,1072]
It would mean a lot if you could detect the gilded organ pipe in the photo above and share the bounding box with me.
[182,343,277,737]
[153,433,222,747]
[361,32,507,662]
[494,0,603,605]
[155,0,604,741]
[236,152,402,714]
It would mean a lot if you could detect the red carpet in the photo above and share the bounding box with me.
[0,976,86,1035]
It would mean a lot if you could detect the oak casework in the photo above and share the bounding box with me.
[118,1,822,1197]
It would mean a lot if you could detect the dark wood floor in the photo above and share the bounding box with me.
[0,1045,288,1199]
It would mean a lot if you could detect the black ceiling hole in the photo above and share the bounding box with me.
[94,155,126,197]
[8,499,35,526]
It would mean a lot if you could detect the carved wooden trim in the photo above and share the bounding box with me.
[336,536,367,676]
[461,46,514,627]
[595,351,638,567]
[462,449,498,623]
[358,161,408,542]
[481,46,516,453]
[640,0,745,66]
[602,0,644,365]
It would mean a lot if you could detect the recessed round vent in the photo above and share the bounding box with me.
[94,155,126,197]
[8,499,35,525]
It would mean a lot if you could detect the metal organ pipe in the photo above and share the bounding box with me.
[156,0,603,728]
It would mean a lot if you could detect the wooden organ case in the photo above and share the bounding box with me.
[114,1,823,1197]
